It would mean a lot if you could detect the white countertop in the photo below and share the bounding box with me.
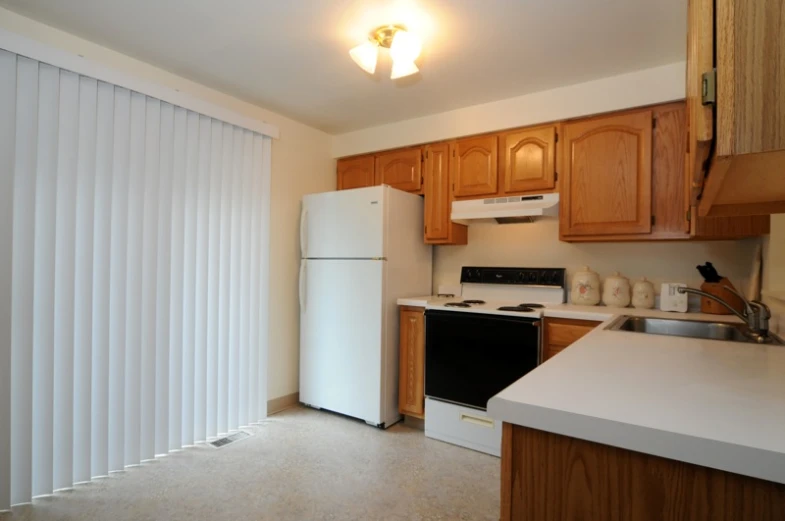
[487,313,785,484]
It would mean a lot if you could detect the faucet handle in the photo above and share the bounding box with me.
[751,300,771,318]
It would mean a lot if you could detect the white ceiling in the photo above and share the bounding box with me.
[0,0,687,134]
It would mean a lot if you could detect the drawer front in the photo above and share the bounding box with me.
[546,321,598,347]
[424,398,502,457]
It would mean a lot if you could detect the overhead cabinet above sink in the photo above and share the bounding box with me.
[687,0,785,217]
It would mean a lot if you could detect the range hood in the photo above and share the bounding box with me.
[451,193,559,224]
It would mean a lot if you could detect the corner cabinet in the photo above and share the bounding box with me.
[500,125,558,195]
[450,135,498,198]
[399,306,425,419]
[337,155,376,190]
[560,110,654,237]
[542,317,601,362]
[374,148,423,193]
[423,144,468,245]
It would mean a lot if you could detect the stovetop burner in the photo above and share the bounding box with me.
[497,306,536,312]
[444,302,471,308]
[517,303,544,308]
[462,299,486,305]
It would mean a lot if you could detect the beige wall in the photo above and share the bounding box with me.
[332,62,685,157]
[434,220,760,303]
[0,8,336,401]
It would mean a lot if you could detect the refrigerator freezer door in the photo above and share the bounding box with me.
[301,187,385,259]
[299,259,384,424]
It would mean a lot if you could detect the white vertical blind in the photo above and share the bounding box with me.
[0,51,271,510]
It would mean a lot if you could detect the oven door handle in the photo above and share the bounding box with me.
[459,413,495,429]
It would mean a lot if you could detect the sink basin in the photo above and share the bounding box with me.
[606,316,784,345]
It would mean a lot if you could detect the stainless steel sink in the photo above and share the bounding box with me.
[606,316,784,345]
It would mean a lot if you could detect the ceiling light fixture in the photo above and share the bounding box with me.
[349,24,422,79]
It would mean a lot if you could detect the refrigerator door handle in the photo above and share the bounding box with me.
[299,261,307,311]
[300,207,308,258]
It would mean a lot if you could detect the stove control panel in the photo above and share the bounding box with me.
[460,267,566,288]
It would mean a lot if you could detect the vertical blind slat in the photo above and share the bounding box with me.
[217,123,233,435]
[91,81,115,478]
[108,87,131,472]
[238,128,252,427]
[10,56,38,505]
[139,97,161,461]
[0,50,17,512]
[206,120,223,438]
[228,124,243,430]
[193,115,211,443]
[168,107,187,451]
[257,135,272,421]
[180,111,199,447]
[124,91,146,466]
[155,102,174,456]
[246,131,259,425]
[72,75,98,485]
[52,69,79,492]
[31,62,60,497]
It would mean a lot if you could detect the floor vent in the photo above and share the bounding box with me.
[209,431,252,449]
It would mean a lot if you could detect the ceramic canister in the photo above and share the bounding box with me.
[631,277,655,309]
[571,266,601,305]
[602,272,631,307]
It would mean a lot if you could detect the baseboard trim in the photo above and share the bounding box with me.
[267,392,300,415]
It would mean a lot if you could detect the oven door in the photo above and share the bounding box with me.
[424,310,539,410]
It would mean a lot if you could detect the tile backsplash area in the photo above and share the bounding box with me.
[433,220,762,299]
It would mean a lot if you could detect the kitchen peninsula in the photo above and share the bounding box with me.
[488,314,785,520]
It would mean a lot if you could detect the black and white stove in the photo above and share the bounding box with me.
[423,266,566,457]
[427,266,566,318]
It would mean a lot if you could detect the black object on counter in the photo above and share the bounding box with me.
[696,262,723,283]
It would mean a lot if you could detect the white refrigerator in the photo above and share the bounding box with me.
[299,185,432,428]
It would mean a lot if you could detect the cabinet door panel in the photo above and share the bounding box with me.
[337,155,376,190]
[398,307,425,418]
[424,144,450,241]
[375,148,422,192]
[451,136,498,198]
[423,144,468,245]
[501,126,556,194]
[561,111,653,237]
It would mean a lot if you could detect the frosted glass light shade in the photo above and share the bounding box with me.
[390,60,419,79]
[390,30,422,63]
[349,41,378,74]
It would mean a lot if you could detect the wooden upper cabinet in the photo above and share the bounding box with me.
[500,125,557,194]
[560,110,653,237]
[337,155,376,190]
[423,144,467,245]
[450,136,498,198]
[686,0,714,206]
[375,148,423,193]
[689,0,785,217]
[399,306,425,418]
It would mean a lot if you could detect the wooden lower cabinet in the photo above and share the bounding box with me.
[542,317,600,362]
[501,424,785,521]
[398,306,425,418]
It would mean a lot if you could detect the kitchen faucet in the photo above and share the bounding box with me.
[677,286,773,342]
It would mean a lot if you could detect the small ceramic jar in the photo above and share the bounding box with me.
[602,272,631,307]
[631,277,655,309]
[571,266,601,305]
